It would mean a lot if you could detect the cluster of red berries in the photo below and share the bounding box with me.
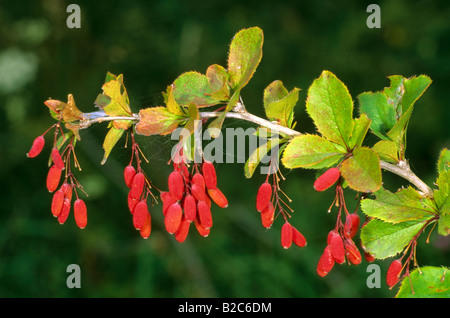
[27,128,87,229]
[159,150,228,242]
[256,173,307,249]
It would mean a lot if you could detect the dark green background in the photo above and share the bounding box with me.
[0,0,449,298]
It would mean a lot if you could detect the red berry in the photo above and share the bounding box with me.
[130,172,145,200]
[194,219,210,237]
[197,201,213,229]
[51,148,65,170]
[160,191,177,216]
[168,171,184,201]
[281,221,293,249]
[183,194,197,222]
[292,226,307,247]
[344,239,362,265]
[58,198,71,224]
[328,231,345,264]
[27,135,45,158]
[386,259,403,287]
[133,200,149,230]
[164,202,182,234]
[191,173,206,191]
[317,246,335,277]
[202,161,217,189]
[313,167,340,192]
[207,187,228,208]
[60,183,73,201]
[364,251,375,263]
[51,190,65,217]
[256,182,272,212]
[191,183,208,202]
[46,165,62,192]
[127,191,139,214]
[260,202,275,229]
[175,217,191,243]
[140,212,152,239]
[124,165,136,189]
[74,199,88,229]
[344,213,360,239]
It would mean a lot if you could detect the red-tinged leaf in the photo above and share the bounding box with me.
[168,171,184,201]
[191,173,206,191]
[202,161,217,190]
[191,183,208,202]
[328,231,345,264]
[175,217,191,243]
[74,199,88,229]
[46,165,62,192]
[194,219,210,237]
[256,182,272,212]
[386,259,403,287]
[135,106,182,136]
[344,239,362,265]
[58,198,71,225]
[161,191,177,215]
[133,200,149,230]
[140,212,152,239]
[344,213,360,239]
[130,172,145,200]
[124,165,136,189]
[51,148,65,170]
[260,202,275,229]
[27,135,45,158]
[51,190,65,217]
[183,194,197,222]
[281,221,293,249]
[317,246,335,277]
[165,202,183,234]
[314,167,340,192]
[292,226,307,247]
[197,201,213,229]
[207,187,228,208]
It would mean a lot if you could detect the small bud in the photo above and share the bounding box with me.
[256,182,272,212]
[74,199,88,229]
[202,161,217,190]
[46,165,62,192]
[168,171,184,201]
[51,148,65,170]
[164,202,182,234]
[314,167,340,192]
[386,259,403,287]
[27,135,45,158]
[207,187,228,208]
[317,246,335,277]
[281,221,293,249]
[124,165,136,189]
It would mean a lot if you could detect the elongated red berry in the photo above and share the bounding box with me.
[194,219,210,237]
[314,167,340,192]
[260,202,275,229]
[292,226,307,247]
[197,201,213,229]
[133,200,149,230]
[164,202,183,234]
[191,173,206,191]
[344,213,360,239]
[46,165,62,192]
[130,172,145,200]
[74,199,88,229]
[256,182,272,212]
[161,191,177,215]
[51,190,65,217]
[58,198,71,224]
[344,239,362,265]
[191,183,208,202]
[328,231,345,264]
[281,221,293,249]
[317,246,335,277]
[128,191,139,214]
[124,165,136,189]
[364,251,375,263]
[175,217,191,243]
[51,148,65,170]
[183,194,197,222]
[140,212,152,239]
[202,161,217,189]
[60,183,73,201]
[168,171,184,201]
[27,135,45,158]
[386,259,403,287]
[207,187,228,208]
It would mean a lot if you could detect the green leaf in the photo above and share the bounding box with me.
[306,71,354,148]
[228,26,263,91]
[360,187,436,224]
[135,107,183,136]
[263,80,300,128]
[358,91,397,140]
[245,137,281,178]
[396,266,450,298]
[163,84,186,116]
[98,73,132,117]
[360,218,425,259]
[172,71,220,107]
[206,64,230,102]
[348,113,371,149]
[437,148,450,173]
[372,140,399,163]
[281,134,345,169]
[340,147,381,192]
[102,126,125,165]
[434,169,450,235]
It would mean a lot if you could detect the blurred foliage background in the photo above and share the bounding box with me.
[0,0,449,298]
